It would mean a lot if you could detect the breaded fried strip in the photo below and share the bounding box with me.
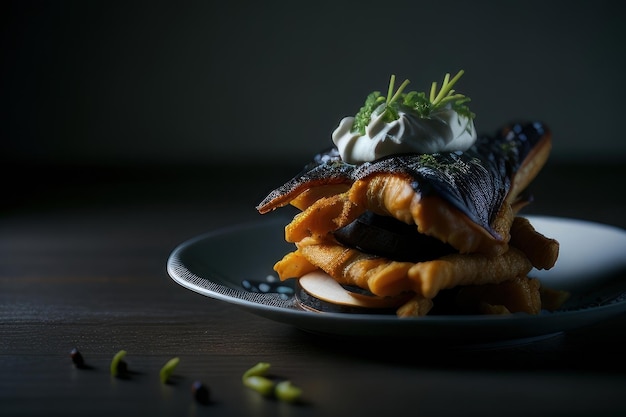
[285,193,361,243]
[352,174,513,256]
[396,294,434,317]
[509,216,559,270]
[454,276,542,314]
[273,251,318,279]
[404,247,533,299]
[294,238,412,294]
[289,184,351,211]
[351,174,511,255]
[284,174,513,257]
[293,238,533,299]
[539,285,570,311]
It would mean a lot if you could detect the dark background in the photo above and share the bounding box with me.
[2,0,624,171]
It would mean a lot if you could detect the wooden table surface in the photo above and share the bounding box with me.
[2,161,625,417]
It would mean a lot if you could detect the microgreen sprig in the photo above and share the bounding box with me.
[428,70,475,119]
[351,70,475,135]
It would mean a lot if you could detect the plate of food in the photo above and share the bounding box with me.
[167,215,626,343]
[167,71,626,344]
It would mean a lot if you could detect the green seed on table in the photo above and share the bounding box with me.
[159,357,180,384]
[275,380,302,403]
[243,375,275,396]
[242,362,303,402]
[110,350,128,377]
[242,362,271,380]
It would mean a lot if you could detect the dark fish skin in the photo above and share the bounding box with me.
[257,121,550,236]
[256,147,352,213]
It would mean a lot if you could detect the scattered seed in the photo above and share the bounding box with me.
[191,380,211,405]
[275,380,302,403]
[110,350,128,377]
[244,375,275,396]
[67,346,302,406]
[159,357,180,384]
[242,362,303,402]
[242,362,271,380]
[70,347,85,368]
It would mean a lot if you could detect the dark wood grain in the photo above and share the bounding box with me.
[1,162,625,416]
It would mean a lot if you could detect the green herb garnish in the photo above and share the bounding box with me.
[351,70,475,135]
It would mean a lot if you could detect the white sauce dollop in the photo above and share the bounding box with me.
[332,104,477,164]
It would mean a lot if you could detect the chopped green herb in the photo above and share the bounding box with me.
[352,91,385,135]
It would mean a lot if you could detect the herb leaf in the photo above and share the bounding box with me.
[352,91,385,135]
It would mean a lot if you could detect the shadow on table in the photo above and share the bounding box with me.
[286,314,626,374]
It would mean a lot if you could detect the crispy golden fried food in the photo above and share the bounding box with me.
[284,177,513,258]
[510,216,559,270]
[260,122,566,317]
[454,276,542,314]
[539,285,571,311]
[289,184,351,211]
[274,251,318,279]
[396,294,434,317]
[278,238,533,300]
[349,175,514,257]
